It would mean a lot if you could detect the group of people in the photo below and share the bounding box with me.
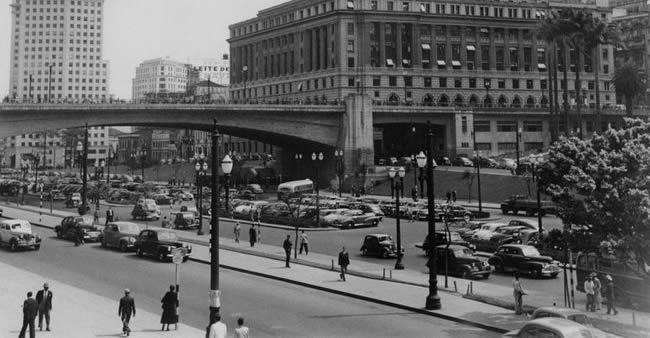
[584,273,619,315]
[208,315,250,338]
[118,286,181,337]
[513,272,619,316]
[19,283,52,338]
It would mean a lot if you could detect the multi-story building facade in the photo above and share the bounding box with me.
[190,55,231,85]
[8,0,110,103]
[131,58,190,102]
[228,0,617,157]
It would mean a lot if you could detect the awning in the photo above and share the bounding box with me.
[437,60,446,66]
[297,82,303,91]
[386,59,395,66]
[509,47,518,51]
[347,0,354,9]
[420,4,427,12]
[538,63,547,70]
[480,28,489,33]
[537,48,545,53]
[402,59,411,65]
[466,45,476,51]
[421,43,431,50]
[452,61,461,67]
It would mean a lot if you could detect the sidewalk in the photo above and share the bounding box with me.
[3,202,648,337]
[0,260,204,338]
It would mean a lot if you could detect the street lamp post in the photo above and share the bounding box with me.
[472,130,483,213]
[530,155,544,235]
[106,148,114,184]
[20,160,29,205]
[242,66,248,103]
[410,154,417,201]
[311,152,324,227]
[294,153,303,180]
[81,124,88,215]
[76,141,83,178]
[422,122,441,310]
[139,149,146,181]
[129,152,136,177]
[334,150,344,197]
[516,127,522,170]
[194,151,208,236]
[222,155,233,218]
[389,166,406,270]
[48,64,53,103]
[208,119,222,328]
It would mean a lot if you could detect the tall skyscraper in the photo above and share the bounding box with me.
[8,0,110,103]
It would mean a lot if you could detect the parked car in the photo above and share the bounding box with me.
[503,318,617,338]
[131,201,161,221]
[404,201,429,220]
[172,211,198,230]
[416,231,476,253]
[499,158,518,172]
[99,222,141,251]
[55,215,101,242]
[0,219,41,251]
[322,209,381,228]
[360,234,399,258]
[471,225,530,252]
[531,307,591,326]
[488,244,561,278]
[437,204,473,223]
[244,184,264,194]
[134,229,192,262]
[468,222,509,241]
[349,202,385,219]
[452,156,474,167]
[507,218,539,231]
[433,245,491,279]
[64,193,82,208]
[152,193,172,206]
[501,195,555,216]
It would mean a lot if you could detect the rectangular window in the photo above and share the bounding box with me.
[389,76,397,86]
[481,45,490,70]
[439,77,447,88]
[469,78,476,88]
[523,121,543,132]
[348,77,355,87]
[424,77,432,88]
[512,79,519,89]
[526,80,534,89]
[497,120,516,132]
[498,80,506,89]
[404,76,412,87]
[454,78,462,88]
[474,120,491,132]
[541,80,547,90]
[373,77,381,86]
[461,116,468,133]
[498,143,517,151]
[496,46,504,70]
[347,23,354,35]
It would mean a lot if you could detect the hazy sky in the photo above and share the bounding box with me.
[0,0,286,99]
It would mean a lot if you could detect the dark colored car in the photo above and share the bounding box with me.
[99,222,141,251]
[471,225,529,252]
[416,231,476,253]
[55,215,101,242]
[134,229,191,262]
[487,244,561,278]
[437,205,473,222]
[360,234,399,258]
[173,212,198,230]
[434,245,491,279]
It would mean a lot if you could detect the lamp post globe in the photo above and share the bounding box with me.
[221,155,233,174]
[416,151,427,168]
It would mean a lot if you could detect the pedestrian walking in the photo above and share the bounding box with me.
[19,291,38,338]
[118,289,136,337]
[338,247,350,281]
[161,216,171,229]
[94,209,100,224]
[299,230,309,255]
[584,275,595,312]
[106,207,114,225]
[208,314,227,338]
[160,285,178,331]
[248,225,257,247]
[256,223,262,244]
[36,283,53,331]
[234,221,241,243]
[446,190,452,203]
[592,272,602,311]
[604,275,618,315]
[234,317,250,338]
[283,235,292,268]
[74,225,85,246]
[452,190,457,203]
[513,272,525,315]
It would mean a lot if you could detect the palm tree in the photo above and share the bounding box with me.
[612,62,646,116]
[538,15,561,141]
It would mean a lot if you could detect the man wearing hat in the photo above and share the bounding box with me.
[604,275,619,315]
[584,275,595,312]
[36,282,53,331]
[592,272,602,311]
[118,289,136,336]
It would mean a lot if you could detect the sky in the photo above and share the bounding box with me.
[0,0,286,99]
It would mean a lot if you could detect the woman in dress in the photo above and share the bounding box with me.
[160,285,178,331]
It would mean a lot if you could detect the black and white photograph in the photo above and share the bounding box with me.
[0,0,648,337]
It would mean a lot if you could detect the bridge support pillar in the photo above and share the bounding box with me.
[340,94,374,176]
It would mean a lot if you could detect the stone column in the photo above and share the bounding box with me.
[320,26,327,70]
[379,22,386,67]
[312,28,319,71]
[340,94,374,175]
[412,23,421,66]
[396,23,403,67]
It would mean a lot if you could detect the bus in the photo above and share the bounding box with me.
[277,179,314,200]
[576,251,650,310]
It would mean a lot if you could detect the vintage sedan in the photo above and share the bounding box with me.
[471,225,530,252]
[172,211,198,230]
[131,203,161,221]
[488,244,561,278]
[503,318,618,338]
[55,215,101,242]
[0,219,41,251]
[99,222,141,251]
[360,234,399,258]
[322,209,380,228]
[134,229,192,262]
[531,307,591,326]
[433,245,491,279]
[416,231,476,253]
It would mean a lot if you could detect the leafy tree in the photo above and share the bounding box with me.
[612,62,647,116]
[538,119,650,270]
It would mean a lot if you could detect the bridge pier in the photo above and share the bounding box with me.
[340,94,375,177]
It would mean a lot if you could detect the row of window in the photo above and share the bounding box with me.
[473,120,543,132]
[24,0,102,7]
[22,85,106,91]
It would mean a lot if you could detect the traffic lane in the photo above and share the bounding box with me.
[0,227,498,338]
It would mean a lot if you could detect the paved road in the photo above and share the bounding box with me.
[0,226,498,338]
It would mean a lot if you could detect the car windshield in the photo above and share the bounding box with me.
[157,231,178,241]
[453,248,475,258]
[118,223,140,232]
[521,246,541,256]
[11,224,25,230]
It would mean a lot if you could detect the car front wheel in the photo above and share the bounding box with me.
[119,242,128,252]
[9,240,18,251]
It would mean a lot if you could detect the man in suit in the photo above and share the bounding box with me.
[36,282,53,331]
[106,207,114,225]
[19,291,38,338]
[283,235,292,268]
[118,289,136,337]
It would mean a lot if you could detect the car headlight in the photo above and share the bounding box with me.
[128,237,136,243]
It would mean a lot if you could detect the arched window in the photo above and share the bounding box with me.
[512,96,522,108]
[438,94,449,107]
[526,96,535,108]
[454,94,464,107]
[498,95,508,108]
[484,95,493,107]
[423,94,434,106]
[388,93,400,105]
[469,95,479,107]
[540,96,549,108]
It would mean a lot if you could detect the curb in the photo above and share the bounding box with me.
[187,256,509,335]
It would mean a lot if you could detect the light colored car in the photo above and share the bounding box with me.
[0,219,41,251]
[531,307,591,326]
[470,222,509,241]
[233,200,268,220]
[503,317,619,338]
[322,209,380,228]
[508,219,539,231]
[100,222,141,251]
